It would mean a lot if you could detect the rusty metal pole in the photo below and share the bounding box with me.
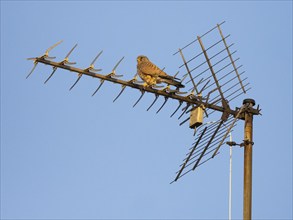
[243,99,255,220]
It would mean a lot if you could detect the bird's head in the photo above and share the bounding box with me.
[137,55,149,63]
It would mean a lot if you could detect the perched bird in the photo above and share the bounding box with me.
[136,55,184,88]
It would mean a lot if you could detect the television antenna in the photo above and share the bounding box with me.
[26,21,261,220]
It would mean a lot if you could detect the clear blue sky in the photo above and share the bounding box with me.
[1,1,292,219]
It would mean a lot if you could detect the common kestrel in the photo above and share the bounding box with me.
[137,55,184,88]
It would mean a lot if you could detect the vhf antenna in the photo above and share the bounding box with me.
[26,22,261,220]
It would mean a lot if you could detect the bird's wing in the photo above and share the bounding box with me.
[158,73,174,80]
[139,62,172,78]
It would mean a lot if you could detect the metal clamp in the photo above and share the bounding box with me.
[241,140,254,147]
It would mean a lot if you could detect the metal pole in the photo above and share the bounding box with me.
[243,99,255,220]
[229,132,232,220]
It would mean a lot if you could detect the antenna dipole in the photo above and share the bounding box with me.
[29,57,241,117]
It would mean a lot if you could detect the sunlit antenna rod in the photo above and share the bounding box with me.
[212,103,245,157]
[179,34,231,71]
[133,90,145,107]
[190,119,222,143]
[207,77,248,106]
[175,120,237,178]
[186,50,238,86]
[178,48,203,134]
[189,123,235,156]
[156,84,182,114]
[193,121,224,169]
[197,36,225,101]
[145,71,181,112]
[26,61,38,79]
[170,101,183,118]
[69,50,103,91]
[171,150,220,183]
[187,43,234,75]
[113,85,126,102]
[26,40,63,79]
[196,35,232,124]
[44,43,78,84]
[114,73,144,103]
[217,24,246,93]
[147,94,159,111]
[170,126,226,184]
[174,126,207,182]
[204,80,250,117]
[91,56,124,96]
[178,103,191,120]
[189,119,235,154]
[198,64,244,93]
[173,21,226,56]
[178,49,199,94]
[156,96,168,114]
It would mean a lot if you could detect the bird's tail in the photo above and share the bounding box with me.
[161,78,185,88]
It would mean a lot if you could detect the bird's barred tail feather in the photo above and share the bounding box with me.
[161,78,185,88]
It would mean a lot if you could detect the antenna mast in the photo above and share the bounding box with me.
[242,98,255,220]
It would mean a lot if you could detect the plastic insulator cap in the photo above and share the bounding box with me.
[243,98,256,106]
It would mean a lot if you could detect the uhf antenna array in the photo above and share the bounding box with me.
[27,22,261,219]
[171,21,253,182]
